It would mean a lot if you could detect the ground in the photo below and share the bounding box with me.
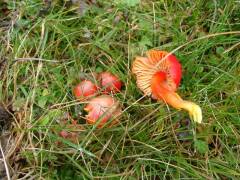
[0,0,240,179]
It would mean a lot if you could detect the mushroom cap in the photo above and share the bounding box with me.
[74,80,98,99]
[84,95,122,127]
[132,50,182,96]
[97,72,122,93]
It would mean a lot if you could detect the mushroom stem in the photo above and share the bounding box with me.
[151,72,202,123]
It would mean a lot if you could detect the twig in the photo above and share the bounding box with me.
[0,141,11,180]
[14,57,64,63]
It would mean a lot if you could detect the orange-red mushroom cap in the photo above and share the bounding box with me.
[132,50,202,123]
[132,50,181,96]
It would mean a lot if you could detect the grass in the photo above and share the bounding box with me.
[0,0,240,179]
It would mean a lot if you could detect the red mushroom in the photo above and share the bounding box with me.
[97,72,122,93]
[74,80,98,99]
[132,50,202,123]
[84,95,122,127]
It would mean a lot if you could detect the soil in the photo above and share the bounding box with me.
[0,106,13,179]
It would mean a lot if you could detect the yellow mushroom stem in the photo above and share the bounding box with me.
[151,72,202,123]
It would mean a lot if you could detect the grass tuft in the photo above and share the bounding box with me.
[0,0,240,179]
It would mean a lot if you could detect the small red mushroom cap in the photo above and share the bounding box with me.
[74,80,98,99]
[59,130,69,139]
[98,72,122,93]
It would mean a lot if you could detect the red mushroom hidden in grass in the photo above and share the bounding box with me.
[84,95,122,128]
[132,50,202,123]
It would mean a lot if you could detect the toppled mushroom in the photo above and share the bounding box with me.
[132,50,202,123]
[84,95,122,127]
